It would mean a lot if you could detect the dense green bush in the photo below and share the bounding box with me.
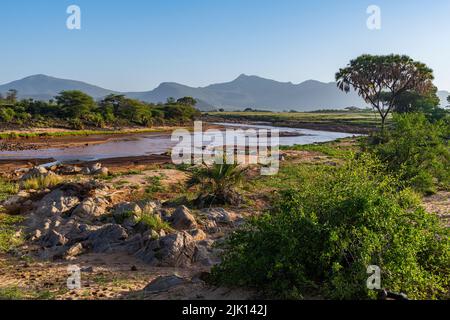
[212,154,449,299]
[367,113,449,194]
[0,91,199,128]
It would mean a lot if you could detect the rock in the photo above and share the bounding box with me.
[203,208,237,224]
[2,192,30,214]
[113,202,143,227]
[56,165,82,175]
[81,266,94,273]
[143,275,187,293]
[188,229,206,241]
[137,200,159,214]
[124,234,144,254]
[72,197,109,220]
[136,231,196,267]
[81,167,91,175]
[89,163,102,172]
[34,189,80,216]
[170,206,197,230]
[87,224,128,253]
[65,243,83,259]
[20,166,48,181]
[193,245,214,266]
[39,230,68,248]
[94,167,109,176]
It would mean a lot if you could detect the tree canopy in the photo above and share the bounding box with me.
[336,54,436,128]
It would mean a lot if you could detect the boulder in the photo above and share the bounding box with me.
[143,275,187,293]
[203,208,237,224]
[20,166,48,181]
[87,224,128,253]
[65,243,84,259]
[136,231,195,267]
[2,191,30,214]
[39,230,68,248]
[34,189,80,216]
[56,165,82,175]
[188,228,206,241]
[72,197,109,220]
[94,167,109,176]
[89,163,102,172]
[170,206,197,230]
[113,202,143,227]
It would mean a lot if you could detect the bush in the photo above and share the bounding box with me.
[21,175,62,190]
[211,154,449,300]
[367,113,449,194]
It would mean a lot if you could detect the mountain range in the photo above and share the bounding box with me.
[0,74,448,111]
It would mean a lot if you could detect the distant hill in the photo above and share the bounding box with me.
[1,74,448,111]
[0,74,117,101]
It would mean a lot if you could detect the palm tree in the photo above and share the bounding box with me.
[188,160,245,207]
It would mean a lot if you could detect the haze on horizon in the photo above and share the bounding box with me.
[1,0,449,92]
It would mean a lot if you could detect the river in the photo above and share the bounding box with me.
[0,123,357,162]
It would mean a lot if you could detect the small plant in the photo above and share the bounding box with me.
[0,214,25,253]
[0,178,18,201]
[188,159,245,207]
[144,175,166,197]
[139,213,172,233]
[21,175,62,190]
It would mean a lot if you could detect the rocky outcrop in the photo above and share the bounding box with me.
[170,206,197,230]
[87,224,128,253]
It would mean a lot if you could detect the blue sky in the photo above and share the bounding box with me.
[1,0,449,91]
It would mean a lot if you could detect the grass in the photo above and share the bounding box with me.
[139,213,172,233]
[281,138,360,159]
[0,178,18,202]
[205,111,387,130]
[0,214,25,253]
[144,175,166,197]
[21,175,62,190]
[0,286,59,300]
[0,127,168,140]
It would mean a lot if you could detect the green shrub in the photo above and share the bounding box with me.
[21,175,62,190]
[212,154,449,300]
[367,113,449,194]
[139,213,172,233]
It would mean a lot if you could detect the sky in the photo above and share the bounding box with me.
[0,0,449,92]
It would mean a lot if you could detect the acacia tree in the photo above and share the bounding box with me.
[336,54,435,129]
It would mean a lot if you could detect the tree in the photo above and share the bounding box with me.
[336,54,435,129]
[55,90,96,119]
[6,89,18,103]
[176,96,197,106]
[448,95,450,108]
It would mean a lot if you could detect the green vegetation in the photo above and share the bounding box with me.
[0,178,18,202]
[336,54,437,129]
[281,139,358,159]
[0,286,60,300]
[366,113,449,195]
[213,155,449,300]
[21,175,62,190]
[0,92,199,130]
[0,214,25,253]
[144,175,166,197]
[206,111,382,132]
[188,160,245,207]
[139,213,172,233]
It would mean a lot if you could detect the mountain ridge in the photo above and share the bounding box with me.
[1,74,448,111]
